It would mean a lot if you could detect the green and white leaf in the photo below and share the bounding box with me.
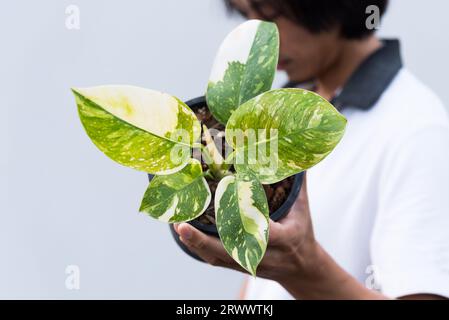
[139,158,211,223]
[206,19,279,124]
[226,88,347,184]
[72,85,201,175]
[215,172,269,276]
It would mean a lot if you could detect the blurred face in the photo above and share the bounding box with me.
[229,0,343,83]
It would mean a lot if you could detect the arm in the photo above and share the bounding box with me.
[174,172,446,300]
[175,174,383,299]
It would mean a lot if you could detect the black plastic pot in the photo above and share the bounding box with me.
[148,96,304,262]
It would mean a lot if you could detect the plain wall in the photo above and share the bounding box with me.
[1,0,448,299]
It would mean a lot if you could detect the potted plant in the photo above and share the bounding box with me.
[71,20,346,276]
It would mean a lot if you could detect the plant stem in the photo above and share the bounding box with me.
[199,144,214,167]
[199,125,234,180]
[202,170,215,180]
[224,151,235,166]
[199,144,224,180]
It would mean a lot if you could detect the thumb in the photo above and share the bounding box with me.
[283,171,313,227]
[268,219,284,246]
[298,171,309,207]
[288,171,310,217]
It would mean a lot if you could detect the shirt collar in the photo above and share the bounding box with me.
[284,39,403,111]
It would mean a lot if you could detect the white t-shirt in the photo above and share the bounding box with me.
[245,69,449,299]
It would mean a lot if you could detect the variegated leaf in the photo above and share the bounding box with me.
[139,159,211,223]
[226,88,347,184]
[72,85,201,175]
[215,172,269,276]
[206,19,279,124]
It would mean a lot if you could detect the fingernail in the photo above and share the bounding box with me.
[181,225,192,240]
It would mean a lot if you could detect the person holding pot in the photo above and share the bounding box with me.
[175,0,449,300]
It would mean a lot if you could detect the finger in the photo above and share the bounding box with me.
[177,224,276,275]
[188,243,248,274]
[298,171,309,205]
[267,219,284,246]
[269,172,312,241]
[176,223,234,264]
[286,172,310,219]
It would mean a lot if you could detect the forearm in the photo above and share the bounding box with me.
[278,242,387,300]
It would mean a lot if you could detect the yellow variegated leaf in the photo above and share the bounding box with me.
[206,20,279,124]
[72,85,201,175]
[139,159,211,223]
[215,172,269,276]
[226,88,347,184]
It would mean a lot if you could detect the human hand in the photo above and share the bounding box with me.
[174,173,319,283]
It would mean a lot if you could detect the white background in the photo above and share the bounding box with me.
[1,0,448,299]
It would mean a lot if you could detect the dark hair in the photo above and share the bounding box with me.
[224,0,389,39]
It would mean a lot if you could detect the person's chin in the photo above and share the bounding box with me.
[286,71,313,84]
[290,71,312,84]
[278,61,314,84]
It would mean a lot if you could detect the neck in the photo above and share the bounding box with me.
[315,36,382,101]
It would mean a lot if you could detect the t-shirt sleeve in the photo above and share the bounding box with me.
[371,124,449,298]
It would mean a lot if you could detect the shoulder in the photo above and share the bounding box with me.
[374,68,449,128]
[367,69,449,185]
[369,68,449,142]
